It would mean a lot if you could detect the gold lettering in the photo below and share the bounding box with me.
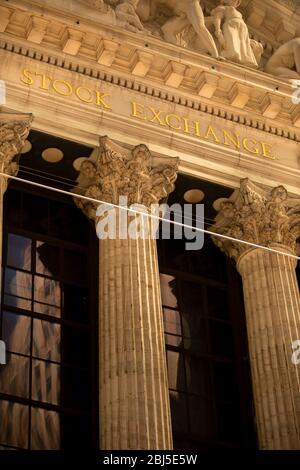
[222,130,240,150]
[261,142,275,159]
[182,118,201,137]
[75,86,93,103]
[165,114,182,131]
[52,79,72,96]
[95,91,111,109]
[35,73,52,90]
[149,107,166,126]
[131,101,146,119]
[204,126,220,143]
[242,138,259,155]
[20,69,34,85]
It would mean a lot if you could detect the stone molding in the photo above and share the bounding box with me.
[0,3,300,134]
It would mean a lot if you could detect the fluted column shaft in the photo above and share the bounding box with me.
[73,137,178,449]
[238,246,300,449]
[211,178,300,450]
[99,213,172,449]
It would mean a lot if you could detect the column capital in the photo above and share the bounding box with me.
[211,178,300,261]
[73,136,179,220]
[0,112,33,181]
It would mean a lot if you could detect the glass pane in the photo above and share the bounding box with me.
[62,326,88,367]
[163,308,181,335]
[207,287,229,320]
[180,281,204,317]
[63,250,87,284]
[167,350,185,391]
[185,357,211,397]
[32,319,60,362]
[34,276,61,316]
[34,302,61,318]
[36,241,60,277]
[209,321,234,358]
[32,360,60,405]
[189,396,215,440]
[160,274,178,308]
[2,311,31,355]
[182,316,208,354]
[31,407,60,450]
[0,353,30,398]
[63,285,88,323]
[22,193,48,234]
[4,268,32,302]
[213,362,238,402]
[7,234,31,271]
[169,390,188,433]
[3,294,31,311]
[165,334,182,347]
[0,400,29,448]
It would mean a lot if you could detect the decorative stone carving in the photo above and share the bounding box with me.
[265,38,300,80]
[73,136,178,219]
[0,113,33,189]
[210,178,300,261]
[115,0,146,33]
[209,0,261,67]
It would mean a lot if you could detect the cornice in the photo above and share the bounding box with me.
[0,1,300,142]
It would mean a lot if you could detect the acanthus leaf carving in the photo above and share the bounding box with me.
[210,178,300,261]
[72,136,178,221]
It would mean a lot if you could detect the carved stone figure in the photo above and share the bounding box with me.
[150,0,219,58]
[115,0,145,32]
[265,38,300,80]
[210,0,259,67]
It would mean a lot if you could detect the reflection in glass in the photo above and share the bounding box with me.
[32,360,60,405]
[0,353,29,398]
[169,390,188,433]
[7,234,31,271]
[33,319,60,362]
[165,334,182,347]
[185,357,211,397]
[163,308,181,335]
[36,241,60,277]
[0,400,28,448]
[2,311,31,355]
[167,350,185,391]
[31,407,60,450]
[33,276,61,317]
[160,274,178,308]
[4,268,32,309]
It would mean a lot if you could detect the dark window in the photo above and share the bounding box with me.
[158,196,257,449]
[0,185,98,450]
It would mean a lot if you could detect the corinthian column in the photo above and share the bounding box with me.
[73,137,178,450]
[211,179,300,450]
[0,112,32,292]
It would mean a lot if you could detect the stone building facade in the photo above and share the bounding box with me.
[0,0,299,450]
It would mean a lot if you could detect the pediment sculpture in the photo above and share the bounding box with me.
[265,38,300,81]
[77,0,264,67]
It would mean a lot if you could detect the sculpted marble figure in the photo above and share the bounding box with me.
[210,0,260,67]
[265,38,300,80]
[115,0,145,32]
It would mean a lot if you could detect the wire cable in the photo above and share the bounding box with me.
[1,170,299,261]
